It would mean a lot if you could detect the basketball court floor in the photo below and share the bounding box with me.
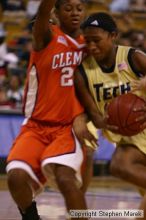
[0,176,142,220]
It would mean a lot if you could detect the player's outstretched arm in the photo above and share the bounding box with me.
[32,0,56,51]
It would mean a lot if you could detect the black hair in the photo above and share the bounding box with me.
[81,12,118,33]
[55,0,86,9]
[55,0,65,9]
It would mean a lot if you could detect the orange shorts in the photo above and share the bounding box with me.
[6,119,85,188]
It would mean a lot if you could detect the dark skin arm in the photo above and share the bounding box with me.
[131,50,146,74]
[131,50,146,91]
[32,0,56,51]
[74,69,117,132]
[130,50,146,127]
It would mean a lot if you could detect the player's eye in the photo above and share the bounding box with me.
[64,5,72,11]
[77,5,84,11]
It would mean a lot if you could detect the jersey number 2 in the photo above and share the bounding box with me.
[61,67,73,86]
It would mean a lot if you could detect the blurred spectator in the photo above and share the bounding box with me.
[130,0,146,12]
[0,1,7,11]
[7,27,32,74]
[16,27,32,45]
[129,30,145,50]
[142,29,146,52]
[118,30,131,46]
[7,74,23,108]
[0,3,3,21]
[118,36,131,46]
[114,13,135,33]
[18,38,32,70]
[118,29,146,51]
[4,52,19,70]
[0,23,8,85]
[109,0,130,12]
[0,84,8,105]
[26,0,41,19]
[0,23,19,79]
[4,0,25,11]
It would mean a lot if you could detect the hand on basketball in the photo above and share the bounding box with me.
[103,114,119,133]
[94,110,119,132]
[106,94,146,136]
[133,102,146,129]
[103,103,119,133]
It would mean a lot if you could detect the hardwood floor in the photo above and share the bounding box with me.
[0,175,142,220]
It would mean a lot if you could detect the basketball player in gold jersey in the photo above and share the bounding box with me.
[75,12,146,220]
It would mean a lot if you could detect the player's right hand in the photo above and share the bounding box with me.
[104,116,119,133]
[133,102,146,129]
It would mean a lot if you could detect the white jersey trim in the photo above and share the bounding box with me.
[6,161,43,189]
[24,65,38,118]
[65,34,85,49]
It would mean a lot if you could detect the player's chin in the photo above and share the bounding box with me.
[70,22,81,30]
[93,54,102,62]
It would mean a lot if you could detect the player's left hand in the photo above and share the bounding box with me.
[73,114,97,150]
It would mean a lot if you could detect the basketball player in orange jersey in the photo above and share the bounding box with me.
[6,1,97,220]
[75,12,146,220]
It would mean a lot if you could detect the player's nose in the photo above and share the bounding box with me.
[88,42,98,53]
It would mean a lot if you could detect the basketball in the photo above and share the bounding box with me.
[107,93,146,136]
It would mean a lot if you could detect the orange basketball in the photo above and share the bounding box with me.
[107,93,145,136]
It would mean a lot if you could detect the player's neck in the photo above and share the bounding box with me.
[60,26,82,39]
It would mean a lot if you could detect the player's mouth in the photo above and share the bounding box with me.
[71,19,80,25]
[90,51,101,58]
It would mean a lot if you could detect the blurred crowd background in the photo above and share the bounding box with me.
[0,0,146,111]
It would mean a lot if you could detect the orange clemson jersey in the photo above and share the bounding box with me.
[23,25,85,124]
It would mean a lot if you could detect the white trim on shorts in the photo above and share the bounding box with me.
[41,132,83,189]
[6,161,43,194]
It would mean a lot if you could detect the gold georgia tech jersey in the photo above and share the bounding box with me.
[79,45,146,143]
